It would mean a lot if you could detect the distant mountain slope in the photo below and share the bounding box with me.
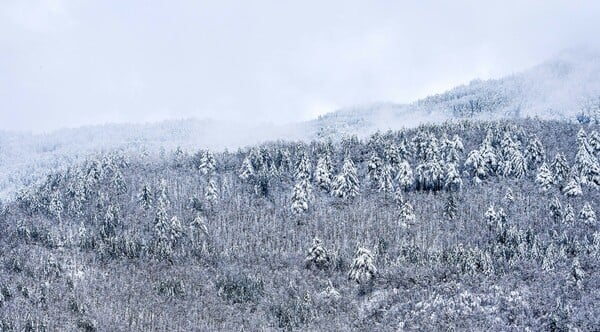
[2,50,600,199]
[311,50,600,137]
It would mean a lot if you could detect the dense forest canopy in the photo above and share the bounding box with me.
[1,119,600,330]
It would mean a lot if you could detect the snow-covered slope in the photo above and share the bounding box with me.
[310,50,600,138]
[2,50,600,200]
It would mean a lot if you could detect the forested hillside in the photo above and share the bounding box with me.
[1,119,600,330]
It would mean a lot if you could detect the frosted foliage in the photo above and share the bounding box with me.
[551,153,570,186]
[564,204,575,224]
[444,163,462,191]
[579,202,597,225]
[239,156,254,180]
[315,155,333,191]
[348,247,377,284]
[378,163,394,193]
[535,163,554,191]
[305,238,330,270]
[199,150,217,175]
[395,160,414,190]
[574,128,600,187]
[331,158,360,200]
[138,184,153,210]
[291,180,309,215]
[205,178,219,204]
[562,178,583,197]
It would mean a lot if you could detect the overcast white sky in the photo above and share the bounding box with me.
[1,0,600,133]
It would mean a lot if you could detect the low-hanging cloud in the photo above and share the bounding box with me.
[1,0,600,133]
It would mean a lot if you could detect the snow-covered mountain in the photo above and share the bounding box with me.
[311,49,600,138]
[2,50,600,200]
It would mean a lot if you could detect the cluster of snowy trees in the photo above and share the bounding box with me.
[1,119,600,330]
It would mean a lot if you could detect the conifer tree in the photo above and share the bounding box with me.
[563,177,583,197]
[574,128,600,187]
[589,130,600,155]
[331,158,360,200]
[564,204,575,224]
[239,155,255,181]
[535,162,554,191]
[138,183,153,210]
[444,163,462,191]
[291,180,309,215]
[294,151,312,181]
[398,199,416,227]
[551,153,570,188]
[199,150,217,176]
[205,178,219,204]
[569,257,586,289]
[305,238,330,270]
[378,163,394,193]
[525,135,545,169]
[549,196,563,222]
[348,247,377,284]
[579,202,597,225]
[465,149,486,183]
[315,154,333,192]
[395,160,414,190]
[443,194,458,220]
[367,153,382,189]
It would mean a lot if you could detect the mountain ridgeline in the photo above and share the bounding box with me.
[313,51,600,138]
[1,118,600,330]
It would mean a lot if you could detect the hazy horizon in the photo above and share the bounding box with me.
[2,0,600,133]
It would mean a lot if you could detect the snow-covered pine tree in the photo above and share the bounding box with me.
[589,130,600,156]
[367,153,382,189]
[305,238,330,270]
[378,163,394,194]
[294,150,312,181]
[199,150,217,176]
[465,149,486,183]
[348,247,377,284]
[450,134,464,161]
[563,177,583,197]
[315,153,333,192]
[239,155,255,181]
[510,149,527,179]
[569,257,586,289]
[384,142,402,168]
[157,179,170,207]
[525,135,545,169]
[480,136,498,176]
[277,148,292,174]
[564,204,575,224]
[331,158,360,200]
[535,162,554,191]
[484,205,498,228]
[48,190,63,222]
[153,199,172,259]
[444,162,462,191]
[574,128,600,187]
[579,202,597,225]
[549,196,563,222]
[443,194,458,220]
[205,177,219,204]
[138,183,153,210]
[395,160,414,190]
[551,153,570,188]
[169,216,183,245]
[291,180,309,215]
[398,199,416,226]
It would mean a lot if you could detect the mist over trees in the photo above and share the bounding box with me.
[0,118,600,330]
